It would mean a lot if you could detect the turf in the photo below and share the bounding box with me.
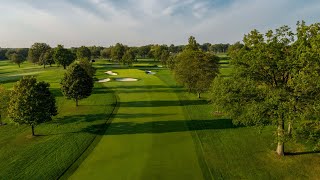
[0,60,116,179]
[70,68,204,179]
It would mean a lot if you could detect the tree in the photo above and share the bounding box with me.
[160,50,170,66]
[186,36,199,51]
[138,45,151,58]
[8,76,57,136]
[76,46,91,61]
[210,22,320,156]
[0,85,9,125]
[111,43,125,62]
[121,49,136,66]
[11,53,25,68]
[28,43,51,64]
[173,37,219,98]
[39,49,54,68]
[101,48,112,59]
[53,45,76,69]
[61,63,94,106]
[89,46,103,58]
[79,59,96,77]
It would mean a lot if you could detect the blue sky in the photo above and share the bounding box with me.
[0,0,319,47]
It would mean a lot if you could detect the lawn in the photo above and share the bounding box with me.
[0,60,116,179]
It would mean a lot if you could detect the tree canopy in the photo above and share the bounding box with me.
[210,22,320,156]
[53,45,76,69]
[8,76,57,136]
[28,43,51,64]
[173,37,220,98]
[61,63,94,106]
[76,46,91,61]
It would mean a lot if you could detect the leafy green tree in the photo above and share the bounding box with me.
[28,43,51,64]
[137,45,151,58]
[8,76,57,136]
[211,22,320,156]
[101,48,112,59]
[76,46,91,61]
[160,50,170,66]
[79,59,96,77]
[174,37,219,98]
[0,85,9,125]
[39,49,54,68]
[53,45,76,69]
[121,49,136,66]
[61,63,94,106]
[186,36,199,51]
[10,53,25,68]
[89,46,103,58]
[111,43,126,62]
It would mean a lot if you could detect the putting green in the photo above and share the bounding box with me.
[70,69,204,179]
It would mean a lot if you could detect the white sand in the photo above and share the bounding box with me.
[115,78,138,82]
[105,71,118,76]
[98,78,111,83]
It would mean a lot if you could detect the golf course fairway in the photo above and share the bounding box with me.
[70,69,205,179]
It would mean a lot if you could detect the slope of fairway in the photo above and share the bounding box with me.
[70,69,205,180]
[0,61,116,179]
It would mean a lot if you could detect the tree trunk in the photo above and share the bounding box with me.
[288,122,292,136]
[276,120,285,156]
[18,64,20,68]
[76,98,79,107]
[63,65,66,69]
[32,125,35,136]
[198,93,201,99]
[43,62,46,69]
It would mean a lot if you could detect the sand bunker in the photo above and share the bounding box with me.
[115,78,138,82]
[105,71,118,76]
[98,78,111,83]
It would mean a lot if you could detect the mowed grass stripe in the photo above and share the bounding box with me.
[70,69,204,180]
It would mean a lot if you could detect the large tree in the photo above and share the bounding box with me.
[10,53,25,68]
[28,43,51,64]
[39,49,54,68]
[111,43,126,62]
[76,46,91,61]
[53,45,76,69]
[61,63,94,106]
[8,76,57,136]
[174,37,220,98]
[121,49,136,66]
[210,22,320,156]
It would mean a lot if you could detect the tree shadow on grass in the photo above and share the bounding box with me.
[285,151,320,156]
[81,119,242,135]
[120,100,208,107]
[52,113,108,125]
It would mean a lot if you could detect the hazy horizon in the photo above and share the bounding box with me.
[0,0,319,48]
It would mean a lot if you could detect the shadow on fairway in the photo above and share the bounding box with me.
[80,119,242,135]
[120,100,208,107]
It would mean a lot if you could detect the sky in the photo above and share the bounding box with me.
[0,0,319,48]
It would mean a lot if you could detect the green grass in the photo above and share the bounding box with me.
[70,67,204,179]
[1,59,319,179]
[0,60,116,179]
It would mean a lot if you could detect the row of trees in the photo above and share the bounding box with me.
[0,61,95,136]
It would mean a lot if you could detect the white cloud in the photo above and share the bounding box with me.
[0,0,319,47]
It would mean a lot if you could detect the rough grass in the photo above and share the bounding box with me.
[0,60,116,179]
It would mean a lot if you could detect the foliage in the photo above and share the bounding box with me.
[10,53,25,67]
[61,63,94,106]
[79,59,96,77]
[39,49,54,68]
[76,46,91,61]
[28,43,51,64]
[210,22,320,156]
[111,43,126,62]
[53,45,76,69]
[7,76,57,135]
[100,47,112,59]
[174,37,219,98]
[121,49,136,66]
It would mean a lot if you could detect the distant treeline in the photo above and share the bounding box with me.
[0,43,229,61]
